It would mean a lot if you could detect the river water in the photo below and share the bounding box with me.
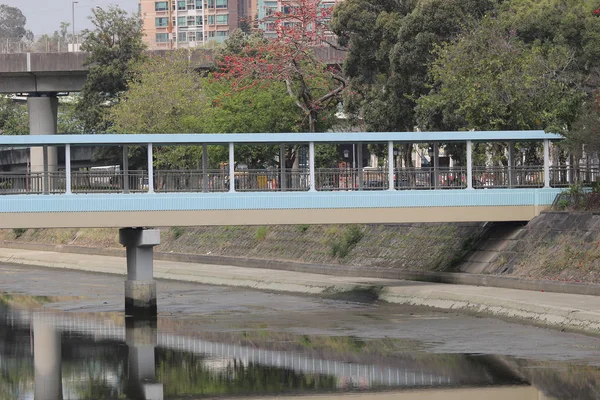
[0,264,600,399]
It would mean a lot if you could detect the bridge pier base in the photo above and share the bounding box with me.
[120,228,160,317]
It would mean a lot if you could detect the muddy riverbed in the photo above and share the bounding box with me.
[0,263,599,399]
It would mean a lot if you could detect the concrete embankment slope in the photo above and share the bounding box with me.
[474,212,600,284]
[1,247,600,335]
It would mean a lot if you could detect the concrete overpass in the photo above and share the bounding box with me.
[0,47,345,94]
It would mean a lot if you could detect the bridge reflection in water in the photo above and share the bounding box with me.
[0,306,554,400]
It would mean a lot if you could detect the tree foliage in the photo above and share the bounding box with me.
[217,1,346,133]
[109,52,304,169]
[76,6,146,133]
[417,0,600,138]
[0,5,31,40]
[331,0,496,132]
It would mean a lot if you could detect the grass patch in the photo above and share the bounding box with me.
[255,226,268,241]
[330,225,364,258]
[12,228,27,239]
[296,224,310,233]
[170,226,186,240]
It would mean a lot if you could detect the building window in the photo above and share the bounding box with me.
[177,0,186,10]
[178,32,188,42]
[188,32,197,41]
[196,0,202,9]
[216,14,228,24]
[196,16,203,26]
[207,0,214,7]
[216,0,228,9]
[187,16,196,26]
[155,1,169,11]
[216,30,228,37]
[155,17,169,27]
[155,33,170,43]
[207,15,215,24]
[208,31,216,37]
[177,16,186,26]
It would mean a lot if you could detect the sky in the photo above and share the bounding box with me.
[1,0,138,36]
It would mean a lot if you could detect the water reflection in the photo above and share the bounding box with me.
[0,300,586,399]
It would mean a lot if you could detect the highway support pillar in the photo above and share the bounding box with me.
[33,315,63,400]
[125,318,163,400]
[28,94,58,193]
[120,228,160,317]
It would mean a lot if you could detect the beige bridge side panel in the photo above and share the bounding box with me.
[0,206,549,229]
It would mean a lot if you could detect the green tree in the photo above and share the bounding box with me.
[109,51,304,169]
[331,0,497,132]
[76,6,146,133]
[417,0,600,136]
[0,5,31,40]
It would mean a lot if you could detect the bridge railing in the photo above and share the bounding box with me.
[0,172,64,194]
[473,166,544,188]
[0,166,563,194]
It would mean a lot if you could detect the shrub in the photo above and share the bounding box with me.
[12,228,27,239]
[255,226,268,241]
[330,225,365,259]
[296,224,310,233]
[170,226,185,239]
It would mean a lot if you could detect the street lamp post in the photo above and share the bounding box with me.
[72,1,79,49]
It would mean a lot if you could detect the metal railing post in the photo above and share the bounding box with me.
[65,144,72,194]
[433,142,439,189]
[202,144,208,192]
[357,143,363,190]
[309,142,316,192]
[229,142,235,193]
[388,141,395,191]
[123,145,130,193]
[544,139,550,188]
[280,144,287,191]
[43,146,49,194]
[147,143,154,193]
[466,140,473,190]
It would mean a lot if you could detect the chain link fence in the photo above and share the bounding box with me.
[0,35,85,54]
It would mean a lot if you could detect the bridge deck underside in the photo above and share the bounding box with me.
[0,189,559,228]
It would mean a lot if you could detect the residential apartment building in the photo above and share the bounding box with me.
[256,0,342,36]
[138,0,242,49]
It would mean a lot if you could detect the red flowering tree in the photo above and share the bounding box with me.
[594,3,600,15]
[218,0,346,133]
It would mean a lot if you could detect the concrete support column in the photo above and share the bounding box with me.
[28,94,58,193]
[120,228,160,317]
[202,144,208,192]
[280,144,287,191]
[433,142,439,189]
[125,318,163,400]
[466,140,473,190]
[309,142,316,192]
[388,141,395,191]
[33,315,63,400]
[123,145,130,193]
[229,142,235,193]
[357,143,363,190]
[544,139,551,188]
[508,142,515,188]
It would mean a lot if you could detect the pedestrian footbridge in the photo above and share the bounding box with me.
[0,131,564,229]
